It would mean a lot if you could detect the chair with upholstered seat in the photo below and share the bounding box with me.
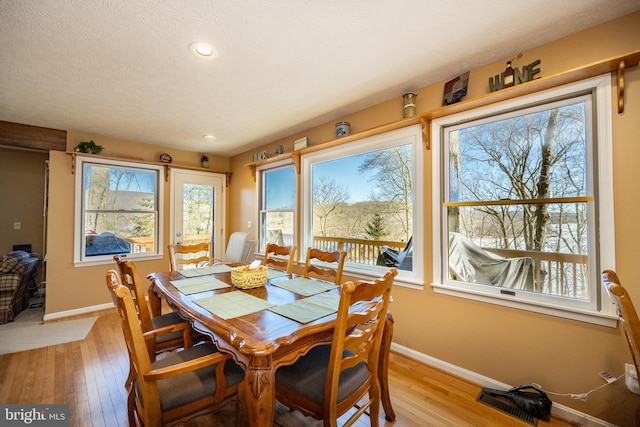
[263,243,297,275]
[602,270,640,392]
[113,255,202,355]
[108,276,244,426]
[303,247,347,285]
[168,241,212,272]
[275,268,397,427]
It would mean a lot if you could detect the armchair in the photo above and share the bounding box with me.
[0,250,38,324]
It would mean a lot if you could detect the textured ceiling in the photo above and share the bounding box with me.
[1,1,638,156]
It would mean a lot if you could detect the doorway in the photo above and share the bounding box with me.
[170,169,225,261]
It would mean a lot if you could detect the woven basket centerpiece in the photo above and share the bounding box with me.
[231,265,268,289]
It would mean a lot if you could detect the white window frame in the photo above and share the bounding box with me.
[431,74,617,327]
[302,124,424,287]
[255,158,297,256]
[74,156,164,266]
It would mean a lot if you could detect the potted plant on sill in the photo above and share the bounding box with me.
[201,155,209,168]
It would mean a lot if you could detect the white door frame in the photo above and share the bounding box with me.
[170,168,225,261]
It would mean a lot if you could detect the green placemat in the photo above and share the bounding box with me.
[267,268,289,279]
[269,293,340,324]
[169,276,231,295]
[178,264,233,277]
[270,277,337,296]
[193,291,276,320]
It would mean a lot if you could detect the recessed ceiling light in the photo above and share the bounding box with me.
[189,42,217,59]
[203,134,217,140]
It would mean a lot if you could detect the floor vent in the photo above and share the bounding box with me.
[477,390,537,425]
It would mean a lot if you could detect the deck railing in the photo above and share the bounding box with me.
[311,236,589,299]
[312,236,407,265]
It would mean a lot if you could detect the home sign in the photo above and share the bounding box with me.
[489,59,541,92]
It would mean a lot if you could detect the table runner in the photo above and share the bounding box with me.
[169,276,230,295]
[178,264,233,277]
[193,291,276,320]
[270,276,337,296]
[269,293,341,324]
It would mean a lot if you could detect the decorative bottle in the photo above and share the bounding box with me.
[503,61,515,88]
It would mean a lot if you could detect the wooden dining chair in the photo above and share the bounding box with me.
[108,279,245,427]
[602,270,640,387]
[168,241,212,272]
[303,247,347,285]
[113,255,200,355]
[263,243,297,274]
[275,268,397,427]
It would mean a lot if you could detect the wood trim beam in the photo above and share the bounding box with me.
[0,121,66,151]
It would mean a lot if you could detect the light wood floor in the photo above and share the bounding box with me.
[0,309,580,426]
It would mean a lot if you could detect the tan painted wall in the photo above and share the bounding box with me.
[45,133,229,316]
[0,148,48,256]
[228,12,640,425]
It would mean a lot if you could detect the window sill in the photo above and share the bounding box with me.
[431,282,618,327]
[74,253,163,268]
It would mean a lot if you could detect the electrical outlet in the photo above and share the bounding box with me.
[13,222,21,230]
[625,363,640,394]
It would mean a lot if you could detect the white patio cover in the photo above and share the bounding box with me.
[448,232,535,291]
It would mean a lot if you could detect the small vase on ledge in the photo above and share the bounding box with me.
[201,155,209,168]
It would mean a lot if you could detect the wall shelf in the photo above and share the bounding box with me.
[67,152,231,184]
[245,48,640,177]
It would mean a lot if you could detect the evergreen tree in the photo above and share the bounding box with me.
[365,213,386,240]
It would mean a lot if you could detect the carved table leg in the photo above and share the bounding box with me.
[379,311,396,421]
[245,355,275,427]
[147,283,162,317]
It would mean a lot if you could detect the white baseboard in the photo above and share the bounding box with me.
[43,302,114,322]
[390,342,616,427]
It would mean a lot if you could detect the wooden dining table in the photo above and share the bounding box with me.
[147,266,396,427]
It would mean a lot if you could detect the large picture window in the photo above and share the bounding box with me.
[303,125,423,285]
[432,75,616,325]
[74,156,163,265]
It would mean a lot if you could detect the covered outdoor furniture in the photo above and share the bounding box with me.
[0,250,38,324]
[275,268,397,426]
[448,232,535,290]
[86,231,131,256]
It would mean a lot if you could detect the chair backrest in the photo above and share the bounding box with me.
[602,270,640,380]
[325,268,397,423]
[303,247,347,285]
[168,241,212,271]
[113,255,153,332]
[263,243,297,274]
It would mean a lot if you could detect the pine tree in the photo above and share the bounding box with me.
[365,213,386,240]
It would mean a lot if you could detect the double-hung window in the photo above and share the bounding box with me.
[302,125,423,285]
[74,156,163,265]
[431,75,616,325]
[258,161,296,253]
